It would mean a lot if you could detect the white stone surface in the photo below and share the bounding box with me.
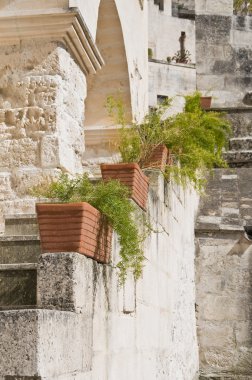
[0,172,200,380]
[149,0,196,63]
[149,61,196,106]
[0,39,86,220]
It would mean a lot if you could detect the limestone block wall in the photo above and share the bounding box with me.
[196,0,252,107]
[173,0,195,11]
[149,0,196,63]
[149,60,196,106]
[196,169,252,379]
[0,40,86,232]
[0,172,200,380]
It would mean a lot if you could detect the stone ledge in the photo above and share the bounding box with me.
[0,8,104,75]
[208,107,252,113]
[149,58,196,69]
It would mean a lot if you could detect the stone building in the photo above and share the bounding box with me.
[0,0,251,379]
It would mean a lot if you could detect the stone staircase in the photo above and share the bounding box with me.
[196,107,252,379]
[0,214,40,308]
[222,108,252,167]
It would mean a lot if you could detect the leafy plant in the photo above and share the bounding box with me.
[234,0,252,13]
[163,92,232,190]
[172,49,191,64]
[33,174,146,284]
[106,95,172,167]
[107,92,231,192]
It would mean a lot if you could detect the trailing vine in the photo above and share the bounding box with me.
[33,174,147,284]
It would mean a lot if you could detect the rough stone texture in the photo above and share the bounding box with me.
[196,108,252,378]
[0,39,86,226]
[0,309,92,379]
[0,269,36,307]
[195,0,233,16]
[196,169,252,378]
[196,0,252,107]
[0,237,40,264]
[0,172,200,380]
[172,0,195,12]
[223,111,252,167]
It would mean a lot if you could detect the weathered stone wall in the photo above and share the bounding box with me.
[196,0,252,107]
[149,0,196,62]
[149,60,196,106]
[174,0,195,10]
[196,111,252,378]
[0,172,200,380]
[0,40,86,233]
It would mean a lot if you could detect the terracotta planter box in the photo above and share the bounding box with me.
[100,163,149,211]
[36,202,112,264]
[200,97,212,109]
[142,144,172,171]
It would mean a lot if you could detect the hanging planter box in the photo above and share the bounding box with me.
[100,163,149,211]
[200,97,212,109]
[36,202,112,264]
[142,144,171,171]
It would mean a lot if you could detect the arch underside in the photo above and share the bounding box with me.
[84,0,132,133]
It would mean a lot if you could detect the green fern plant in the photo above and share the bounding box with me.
[106,92,231,191]
[163,92,232,190]
[33,174,146,284]
[106,95,172,167]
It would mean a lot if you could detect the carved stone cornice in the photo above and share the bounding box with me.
[0,8,104,75]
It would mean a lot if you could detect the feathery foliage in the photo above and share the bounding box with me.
[163,92,232,190]
[33,174,146,284]
[107,92,231,191]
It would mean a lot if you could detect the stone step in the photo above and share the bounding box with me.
[229,137,252,151]
[0,235,41,264]
[4,214,38,236]
[223,150,252,166]
[0,263,37,307]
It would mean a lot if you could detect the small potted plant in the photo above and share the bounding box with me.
[163,92,231,190]
[33,174,146,284]
[101,97,174,210]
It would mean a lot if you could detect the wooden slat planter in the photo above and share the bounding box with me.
[100,163,149,211]
[36,202,112,264]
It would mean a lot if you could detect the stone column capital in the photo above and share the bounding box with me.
[0,8,104,75]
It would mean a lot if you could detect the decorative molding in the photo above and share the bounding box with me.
[0,9,104,75]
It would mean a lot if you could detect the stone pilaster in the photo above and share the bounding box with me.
[0,39,87,229]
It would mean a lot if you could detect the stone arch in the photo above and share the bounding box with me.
[84,0,132,130]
